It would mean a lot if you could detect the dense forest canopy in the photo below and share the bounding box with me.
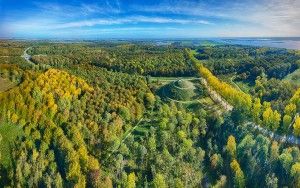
[1,40,300,188]
[29,43,196,77]
[196,45,300,81]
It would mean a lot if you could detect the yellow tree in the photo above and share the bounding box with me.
[153,173,167,188]
[11,113,19,124]
[285,103,297,117]
[272,110,281,131]
[291,88,300,111]
[263,107,281,131]
[127,172,136,188]
[283,115,292,132]
[291,162,300,187]
[293,117,300,136]
[230,159,245,188]
[0,134,2,182]
[226,135,236,158]
[263,107,272,128]
[0,133,2,160]
[252,98,261,124]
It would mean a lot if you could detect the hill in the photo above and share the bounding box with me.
[158,79,197,101]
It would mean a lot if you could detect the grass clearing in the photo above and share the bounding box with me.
[0,78,16,92]
[284,69,300,86]
[0,122,23,168]
[234,81,252,93]
[217,74,252,93]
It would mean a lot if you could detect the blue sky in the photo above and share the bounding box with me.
[1,0,300,39]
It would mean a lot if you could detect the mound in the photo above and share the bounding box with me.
[158,79,196,101]
[173,79,196,90]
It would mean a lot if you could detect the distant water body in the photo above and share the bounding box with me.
[216,38,300,50]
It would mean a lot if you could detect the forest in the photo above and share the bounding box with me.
[1,40,300,188]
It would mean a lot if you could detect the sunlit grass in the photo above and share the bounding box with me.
[0,122,23,168]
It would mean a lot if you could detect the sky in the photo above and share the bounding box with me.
[0,0,300,39]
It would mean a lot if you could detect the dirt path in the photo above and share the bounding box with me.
[200,78,233,112]
[105,117,144,160]
[230,75,243,92]
[246,121,300,145]
[201,76,300,145]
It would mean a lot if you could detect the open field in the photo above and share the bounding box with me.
[217,74,252,93]
[0,122,23,168]
[0,78,16,92]
[284,68,300,86]
[233,80,252,93]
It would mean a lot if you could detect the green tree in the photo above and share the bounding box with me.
[265,173,278,188]
[279,150,293,174]
[230,159,245,188]
[153,173,167,188]
[174,178,184,188]
[270,141,279,164]
[212,175,227,188]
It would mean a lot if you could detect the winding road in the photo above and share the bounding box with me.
[21,47,37,67]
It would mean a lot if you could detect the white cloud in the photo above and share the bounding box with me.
[3,0,300,38]
[132,0,300,36]
[33,1,121,18]
[7,16,212,32]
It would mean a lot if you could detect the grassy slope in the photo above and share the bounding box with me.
[151,76,223,116]
[0,78,16,92]
[284,68,300,86]
[0,122,23,168]
[215,74,252,93]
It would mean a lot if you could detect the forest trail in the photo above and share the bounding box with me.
[105,117,145,160]
[230,75,243,92]
[200,78,233,112]
[246,122,300,145]
[201,76,300,146]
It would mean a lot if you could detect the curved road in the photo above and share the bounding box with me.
[21,47,37,67]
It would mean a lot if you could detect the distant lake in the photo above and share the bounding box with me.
[217,38,300,50]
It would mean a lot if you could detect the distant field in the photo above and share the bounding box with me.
[0,122,23,168]
[0,78,15,92]
[284,69,300,86]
